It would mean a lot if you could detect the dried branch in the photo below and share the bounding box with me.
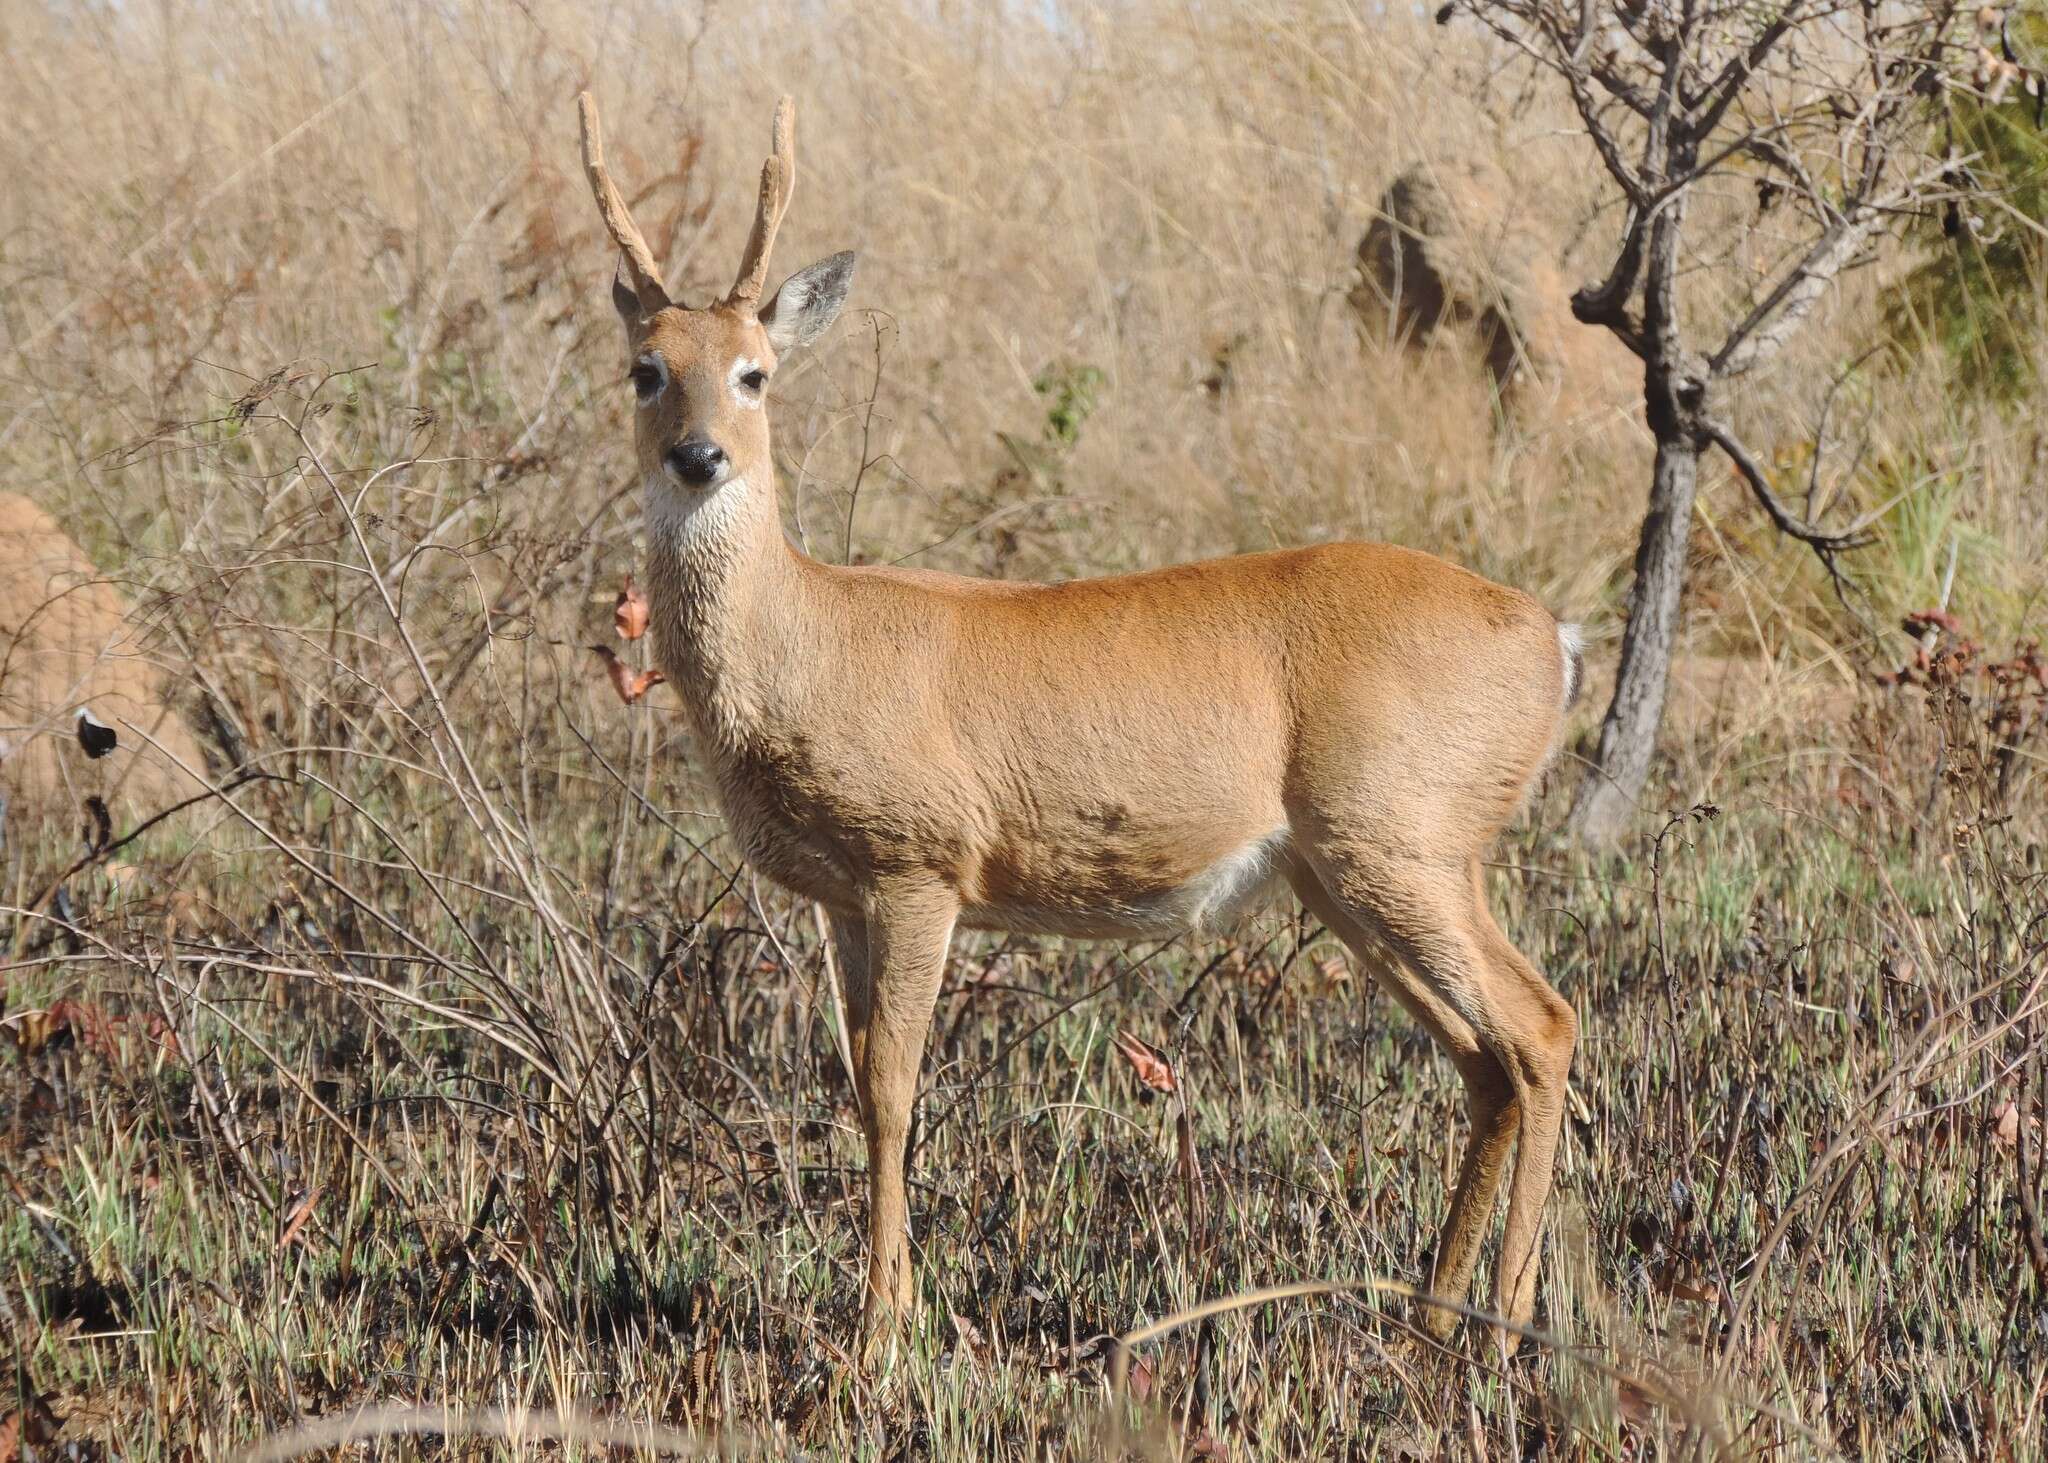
[1711,206,1891,378]
[1685,2,1817,140]
[1460,1,1652,199]
[1701,416,1880,554]
[1570,203,1650,353]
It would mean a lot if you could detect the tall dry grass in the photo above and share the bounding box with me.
[4,1,2040,742]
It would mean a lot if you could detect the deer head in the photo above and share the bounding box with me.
[578,93,854,510]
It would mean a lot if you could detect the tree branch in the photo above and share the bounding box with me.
[1588,58,1657,118]
[1685,2,1814,139]
[1570,202,1650,355]
[1532,3,1652,200]
[1701,417,1879,554]
[1709,207,1886,377]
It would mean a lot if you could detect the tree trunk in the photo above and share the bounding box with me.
[1568,426,1701,843]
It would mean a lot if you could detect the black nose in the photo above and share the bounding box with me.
[666,437,726,485]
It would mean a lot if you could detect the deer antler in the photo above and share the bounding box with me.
[577,92,670,313]
[727,96,795,310]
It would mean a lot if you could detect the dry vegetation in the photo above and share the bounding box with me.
[2,0,2046,1457]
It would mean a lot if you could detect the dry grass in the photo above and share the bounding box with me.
[2,0,2046,1457]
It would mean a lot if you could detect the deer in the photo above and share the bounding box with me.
[576,91,1585,1353]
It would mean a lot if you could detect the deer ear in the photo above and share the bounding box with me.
[611,260,643,326]
[759,251,856,354]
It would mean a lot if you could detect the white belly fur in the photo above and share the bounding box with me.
[961,829,1293,939]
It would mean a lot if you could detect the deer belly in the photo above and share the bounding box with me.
[961,828,1292,938]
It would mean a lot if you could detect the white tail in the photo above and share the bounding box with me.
[578,93,1580,1349]
[1558,622,1586,708]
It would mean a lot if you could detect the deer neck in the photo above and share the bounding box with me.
[642,467,813,751]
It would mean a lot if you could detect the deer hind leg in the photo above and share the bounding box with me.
[1288,860,1519,1340]
[850,882,957,1351]
[1293,852,1574,1340]
[1467,893,1576,1336]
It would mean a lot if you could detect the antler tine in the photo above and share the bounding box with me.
[727,96,796,310]
[577,92,670,313]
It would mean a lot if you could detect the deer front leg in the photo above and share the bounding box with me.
[853,881,956,1351]
[823,909,872,1092]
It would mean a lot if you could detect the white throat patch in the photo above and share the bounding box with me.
[644,471,750,561]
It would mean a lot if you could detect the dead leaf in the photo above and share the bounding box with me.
[589,644,666,704]
[0,1393,61,1463]
[82,794,112,853]
[1616,1377,1656,1426]
[1991,1099,2038,1148]
[949,1309,990,1366]
[614,573,652,640]
[278,1186,323,1249]
[6,1003,75,1056]
[1113,1029,1176,1094]
[1657,1271,1720,1305]
[1127,1353,1156,1402]
[75,706,117,758]
[7,999,180,1067]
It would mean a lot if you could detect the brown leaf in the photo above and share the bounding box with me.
[614,573,652,640]
[0,1393,61,1463]
[1616,1377,1656,1426]
[7,1000,180,1068]
[1990,1099,2037,1148]
[1126,1353,1156,1402]
[1657,1271,1720,1305]
[278,1186,323,1249]
[1113,1029,1176,1094]
[949,1310,990,1366]
[589,644,666,704]
[6,1003,74,1056]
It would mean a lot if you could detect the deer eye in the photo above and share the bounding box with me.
[738,368,767,393]
[629,360,664,402]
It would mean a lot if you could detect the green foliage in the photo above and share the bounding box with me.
[953,360,1111,578]
[990,360,1107,485]
[1031,360,1105,447]
[1891,13,2048,397]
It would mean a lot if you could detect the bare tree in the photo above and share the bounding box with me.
[1439,0,2012,841]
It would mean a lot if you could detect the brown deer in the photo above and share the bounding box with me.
[577,92,1584,1350]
